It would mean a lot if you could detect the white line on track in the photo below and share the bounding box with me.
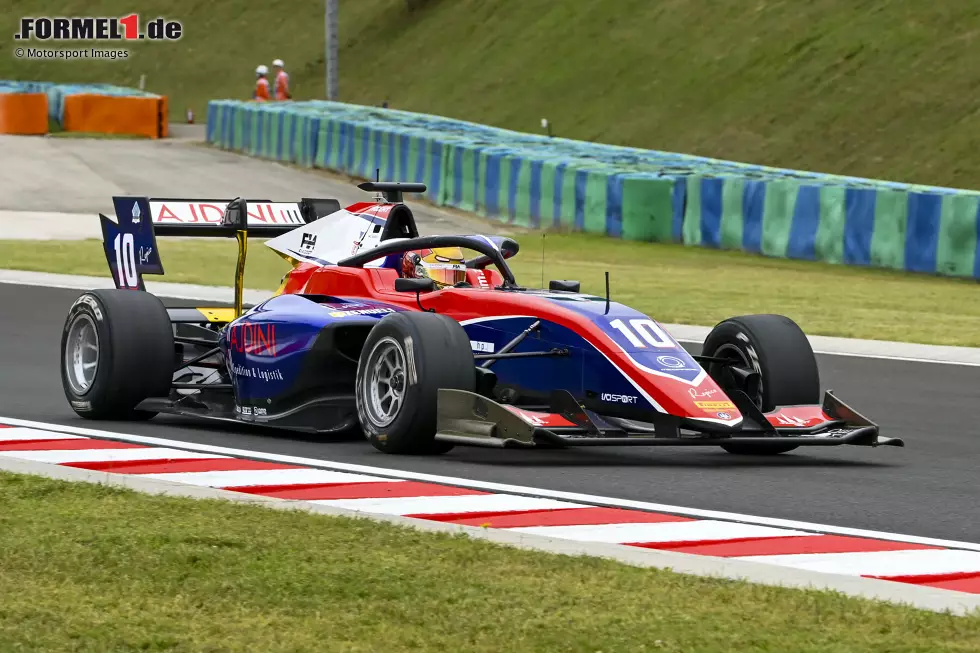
[4,414,980,554]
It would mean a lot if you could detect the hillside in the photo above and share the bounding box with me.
[3,0,979,188]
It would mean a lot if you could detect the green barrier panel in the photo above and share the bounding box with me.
[760,180,798,258]
[682,175,704,246]
[620,176,674,242]
[513,156,533,228]
[719,176,745,250]
[459,145,479,214]
[294,114,311,167]
[232,106,243,151]
[558,166,577,230]
[325,119,342,169]
[210,103,225,146]
[404,133,425,184]
[815,186,847,265]
[262,110,279,159]
[282,111,294,162]
[268,110,281,160]
[247,107,260,157]
[583,170,608,235]
[869,189,908,271]
[353,122,366,176]
[937,194,979,277]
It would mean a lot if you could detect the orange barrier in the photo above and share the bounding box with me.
[0,93,48,135]
[62,94,167,138]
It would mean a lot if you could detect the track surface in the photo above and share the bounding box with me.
[2,283,976,543]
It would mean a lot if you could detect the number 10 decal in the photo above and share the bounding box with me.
[113,233,139,289]
[609,318,674,348]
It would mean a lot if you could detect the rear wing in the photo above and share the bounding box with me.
[99,195,340,315]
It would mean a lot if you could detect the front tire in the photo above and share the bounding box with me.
[702,314,819,455]
[61,290,174,420]
[355,312,475,455]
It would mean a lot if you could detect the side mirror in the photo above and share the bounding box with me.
[222,197,247,230]
[395,277,436,293]
[549,279,580,293]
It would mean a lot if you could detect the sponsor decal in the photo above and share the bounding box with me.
[601,393,638,404]
[329,307,395,318]
[138,245,152,264]
[773,414,813,427]
[299,232,316,254]
[820,428,853,438]
[656,355,688,369]
[150,201,304,226]
[70,400,92,411]
[688,387,718,399]
[510,408,546,426]
[73,294,103,321]
[227,323,277,356]
[695,400,736,410]
[254,407,267,417]
[231,363,284,382]
[404,336,417,386]
[238,406,253,416]
[131,201,141,224]
[476,272,490,289]
[503,406,575,428]
[717,412,732,419]
[470,340,494,353]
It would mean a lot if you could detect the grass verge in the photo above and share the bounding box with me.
[2,235,978,346]
[1,472,978,652]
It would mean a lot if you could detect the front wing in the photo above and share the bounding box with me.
[434,389,904,449]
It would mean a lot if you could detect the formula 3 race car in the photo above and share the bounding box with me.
[60,181,904,455]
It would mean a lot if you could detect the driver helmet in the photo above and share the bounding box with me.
[401,247,467,288]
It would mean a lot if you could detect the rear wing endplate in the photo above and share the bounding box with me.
[99,195,340,316]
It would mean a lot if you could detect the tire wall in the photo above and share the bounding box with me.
[207,99,980,280]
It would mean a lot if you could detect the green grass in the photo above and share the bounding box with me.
[4,0,980,188]
[2,472,978,652]
[4,234,980,346]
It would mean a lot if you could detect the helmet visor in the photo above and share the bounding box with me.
[424,264,467,287]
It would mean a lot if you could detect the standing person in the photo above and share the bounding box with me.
[254,65,270,102]
[272,59,291,101]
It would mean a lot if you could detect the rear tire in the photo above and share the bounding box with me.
[61,290,174,420]
[355,312,475,455]
[702,314,819,455]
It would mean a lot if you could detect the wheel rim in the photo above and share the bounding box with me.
[65,314,100,395]
[362,337,407,428]
[712,343,763,408]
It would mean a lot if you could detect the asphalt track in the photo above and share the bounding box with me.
[3,283,977,544]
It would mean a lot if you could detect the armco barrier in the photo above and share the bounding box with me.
[207,100,980,280]
[0,80,166,137]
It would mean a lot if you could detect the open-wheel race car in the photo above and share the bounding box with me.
[60,181,903,455]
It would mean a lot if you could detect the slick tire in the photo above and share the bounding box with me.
[61,290,174,421]
[355,312,475,455]
[702,314,820,456]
